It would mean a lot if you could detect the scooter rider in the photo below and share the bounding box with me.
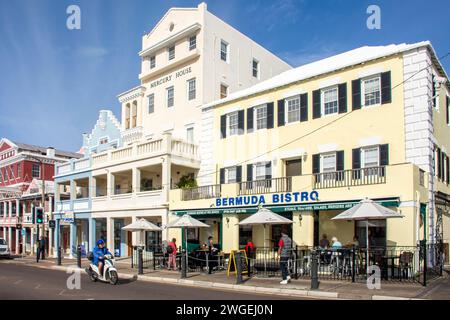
[93,239,112,278]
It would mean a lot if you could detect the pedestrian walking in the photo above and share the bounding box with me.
[167,238,178,270]
[38,236,46,260]
[278,227,292,285]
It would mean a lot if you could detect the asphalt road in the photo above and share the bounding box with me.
[0,262,297,300]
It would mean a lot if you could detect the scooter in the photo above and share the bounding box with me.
[86,253,119,285]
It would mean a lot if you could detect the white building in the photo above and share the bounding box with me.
[89,2,292,257]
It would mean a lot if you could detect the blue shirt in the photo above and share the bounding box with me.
[332,241,342,249]
[93,246,112,265]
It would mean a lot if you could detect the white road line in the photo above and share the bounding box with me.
[13,279,23,285]
[34,284,41,289]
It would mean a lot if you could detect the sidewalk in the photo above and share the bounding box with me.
[3,255,447,300]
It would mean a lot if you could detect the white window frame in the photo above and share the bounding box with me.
[186,127,194,143]
[321,86,339,116]
[189,35,196,51]
[220,83,228,99]
[150,56,156,69]
[226,111,239,137]
[252,58,260,79]
[148,93,155,113]
[168,45,175,61]
[361,146,380,168]
[285,95,301,124]
[226,167,237,183]
[220,40,229,63]
[187,78,196,101]
[167,86,174,108]
[32,163,40,178]
[99,137,109,145]
[253,163,268,181]
[320,153,337,181]
[254,104,268,130]
[361,75,381,107]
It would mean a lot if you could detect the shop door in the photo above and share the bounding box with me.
[127,231,132,256]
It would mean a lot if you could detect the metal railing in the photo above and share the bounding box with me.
[238,177,292,195]
[181,185,221,201]
[314,166,386,189]
[250,245,432,284]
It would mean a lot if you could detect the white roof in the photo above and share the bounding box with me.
[165,214,210,228]
[238,207,293,226]
[203,41,443,109]
[331,198,404,221]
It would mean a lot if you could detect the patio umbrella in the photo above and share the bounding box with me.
[165,214,210,268]
[331,198,404,275]
[122,218,162,247]
[238,206,293,248]
[239,206,293,274]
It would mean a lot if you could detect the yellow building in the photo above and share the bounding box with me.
[169,42,450,261]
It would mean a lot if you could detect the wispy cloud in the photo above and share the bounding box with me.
[245,0,305,32]
[76,46,109,58]
[277,43,342,67]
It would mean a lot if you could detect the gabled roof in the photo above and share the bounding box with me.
[203,41,448,109]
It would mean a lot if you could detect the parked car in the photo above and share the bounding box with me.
[0,238,10,258]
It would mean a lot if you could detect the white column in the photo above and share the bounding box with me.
[132,167,141,193]
[161,156,172,203]
[15,228,19,254]
[8,227,12,252]
[131,216,138,246]
[107,172,115,197]
[88,218,96,252]
[30,227,35,254]
[69,222,76,259]
[107,217,114,253]
[161,210,169,242]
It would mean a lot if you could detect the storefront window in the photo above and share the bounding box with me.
[146,222,162,252]
[239,225,252,248]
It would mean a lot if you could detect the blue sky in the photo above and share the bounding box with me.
[0,0,449,152]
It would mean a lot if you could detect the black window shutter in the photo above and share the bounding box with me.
[441,152,446,180]
[336,151,344,171]
[236,166,242,183]
[238,110,245,135]
[312,90,321,119]
[300,93,308,122]
[445,157,450,184]
[247,107,254,133]
[381,71,392,104]
[312,154,320,174]
[437,148,441,179]
[265,161,272,180]
[220,168,225,184]
[220,115,227,139]
[338,83,347,114]
[352,148,361,179]
[277,99,285,127]
[267,102,274,129]
[352,79,361,110]
[336,151,344,181]
[247,164,253,181]
[380,144,389,166]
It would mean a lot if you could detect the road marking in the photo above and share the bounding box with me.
[34,284,41,289]
[13,279,23,285]
[58,289,66,296]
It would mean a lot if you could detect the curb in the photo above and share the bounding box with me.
[0,260,424,300]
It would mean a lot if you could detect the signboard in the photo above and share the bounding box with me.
[21,228,26,236]
[62,211,74,223]
[227,250,248,277]
[48,220,56,229]
[173,199,400,216]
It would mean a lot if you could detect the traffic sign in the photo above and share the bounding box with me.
[16,224,22,230]
[49,220,56,229]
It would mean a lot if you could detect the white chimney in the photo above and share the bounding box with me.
[46,147,55,158]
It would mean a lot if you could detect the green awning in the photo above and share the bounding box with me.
[172,198,399,216]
